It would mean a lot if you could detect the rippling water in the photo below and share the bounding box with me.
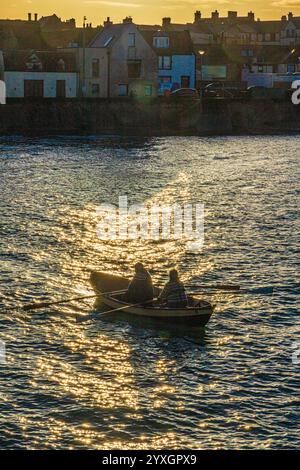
[0,135,299,449]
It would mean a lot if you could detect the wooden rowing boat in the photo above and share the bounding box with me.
[90,271,215,327]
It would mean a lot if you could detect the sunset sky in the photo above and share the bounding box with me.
[3,0,300,26]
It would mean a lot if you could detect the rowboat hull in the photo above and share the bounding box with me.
[90,271,215,327]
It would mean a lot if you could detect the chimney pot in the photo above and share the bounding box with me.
[228,11,238,20]
[34,13,38,21]
[123,16,133,24]
[194,11,201,24]
[104,16,112,27]
[162,17,171,28]
[211,10,219,21]
[28,13,32,21]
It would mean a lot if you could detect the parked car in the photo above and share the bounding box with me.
[170,88,200,99]
[247,86,288,100]
[203,82,242,98]
[246,85,268,99]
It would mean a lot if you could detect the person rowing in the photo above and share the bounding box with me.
[127,262,154,304]
[159,269,188,308]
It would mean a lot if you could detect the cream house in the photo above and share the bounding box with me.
[74,17,158,98]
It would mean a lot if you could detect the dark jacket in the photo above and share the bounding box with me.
[127,269,154,304]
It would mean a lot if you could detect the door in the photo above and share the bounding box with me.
[181,76,190,88]
[24,80,44,98]
[56,80,66,98]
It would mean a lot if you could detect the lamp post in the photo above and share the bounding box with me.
[198,50,205,96]
[82,16,87,97]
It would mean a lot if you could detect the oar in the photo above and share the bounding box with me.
[187,284,241,291]
[22,289,127,312]
[76,298,154,323]
[188,286,273,295]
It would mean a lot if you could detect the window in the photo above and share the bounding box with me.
[159,76,171,83]
[153,36,169,48]
[241,49,254,57]
[118,84,128,96]
[287,64,296,73]
[128,62,141,78]
[56,80,66,98]
[258,65,273,73]
[144,85,152,96]
[158,56,171,70]
[92,83,100,95]
[104,36,113,47]
[92,59,100,78]
[128,33,136,47]
[24,80,44,98]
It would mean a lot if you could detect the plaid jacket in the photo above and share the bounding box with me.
[159,281,188,305]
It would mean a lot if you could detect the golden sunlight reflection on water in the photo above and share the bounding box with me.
[0,135,299,449]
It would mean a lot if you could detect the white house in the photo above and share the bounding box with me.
[4,50,78,98]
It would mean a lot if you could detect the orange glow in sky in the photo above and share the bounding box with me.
[2,1,300,26]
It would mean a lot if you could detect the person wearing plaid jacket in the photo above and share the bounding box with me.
[159,269,188,308]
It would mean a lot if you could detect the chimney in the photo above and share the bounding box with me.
[194,11,201,24]
[28,13,32,21]
[162,17,171,28]
[288,12,293,21]
[211,10,219,21]
[248,11,255,21]
[34,13,38,22]
[228,11,238,21]
[123,16,133,24]
[281,15,287,22]
[104,17,113,27]
[68,18,76,28]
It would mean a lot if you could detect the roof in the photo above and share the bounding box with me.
[42,27,100,48]
[196,44,300,65]
[89,23,131,48]
[140,29,194,55]
[255,21,282,34]
[0,22,48,50]
[292,17,300,27]
[255,45,300,63]
[197,45,232,65]
[39,14,61,25]
[138,22,213,36]
[4,50,78,72]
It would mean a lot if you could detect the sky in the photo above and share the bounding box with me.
[3,0,300,26]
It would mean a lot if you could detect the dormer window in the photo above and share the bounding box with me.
[26,54,42,71]
[153,36,169,48]
[57,58,66,72]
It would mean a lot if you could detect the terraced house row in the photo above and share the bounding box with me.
[1,9,300,99]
